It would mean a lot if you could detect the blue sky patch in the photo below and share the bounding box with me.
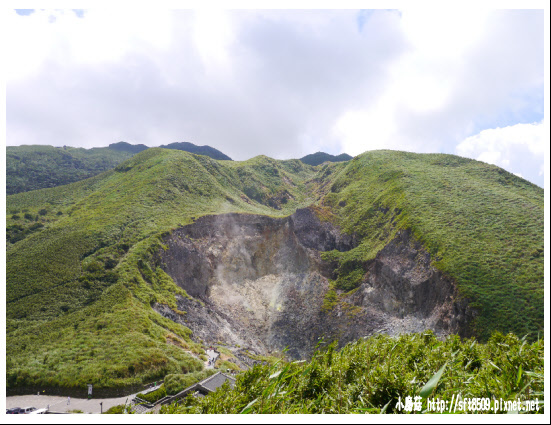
[15,9,35,16]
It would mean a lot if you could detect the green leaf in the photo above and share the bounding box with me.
[419,363,447,398]
[269,371,282,380]
[240,398,258,414]
[380,399,392,414]
[488,360,501,371]
[516,365,523,387]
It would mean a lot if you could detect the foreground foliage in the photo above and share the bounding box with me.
[163,332,544,414]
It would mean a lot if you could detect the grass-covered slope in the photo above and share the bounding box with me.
[5,148,544,392]
[319,151,543,340]
[6,145,136,195]
[6,148,317,390]
[6,141,233,195]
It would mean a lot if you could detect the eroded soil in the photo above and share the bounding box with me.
[155,208,474,366]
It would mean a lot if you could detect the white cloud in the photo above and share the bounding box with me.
[191,10,236,77]
[455,121,544,187]
[5,9,174,80]
[6,9,408,160]
[336,9,544,159]
[5,8,545,170]
[399,7,490,63]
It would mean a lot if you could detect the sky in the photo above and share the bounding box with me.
[3,3,548,187]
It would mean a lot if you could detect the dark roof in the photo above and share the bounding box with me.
[199,372,236,392]
[164,372,237,405]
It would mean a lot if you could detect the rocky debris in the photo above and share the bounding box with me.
[156,208,474,363]
[349,229,475,338]
[159,208,353,299]
[290,207,357,252]
[266,189,295,210]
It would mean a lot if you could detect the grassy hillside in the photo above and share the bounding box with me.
[319,151,543,340]
[5,149,544,391]
[6,145,136,195]
[6,148,317,390]
[6,142,233,195]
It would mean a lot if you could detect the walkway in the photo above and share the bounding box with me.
[205,348,219,369]
[7,350,220,414]
[6,392,140,414]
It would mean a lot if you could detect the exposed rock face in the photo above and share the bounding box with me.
[159,209,355,298]
[155,208,474,363]
[346,230,476,339]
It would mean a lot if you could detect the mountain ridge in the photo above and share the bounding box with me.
[7,143,355,195]
[158,142,232,161]
[299,151,353,166]
[5,148,544,393]
[6,142,233,194]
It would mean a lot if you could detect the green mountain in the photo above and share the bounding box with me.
[6,142,232,195]
[108,141,149,154]
[6,145,135,195]
[5,149,544,395]
[159,142,233,161]
[299,151,353,166]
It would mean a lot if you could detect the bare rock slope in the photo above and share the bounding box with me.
[155,208,473,364]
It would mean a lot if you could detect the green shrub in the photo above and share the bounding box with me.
[137,385,167,403]
[29,222,44,231]
[84,260,104,274]
[104,404,133,414]
[164,369,216,395]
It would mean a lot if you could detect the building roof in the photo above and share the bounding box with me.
[164,372,237,405]
[199,372,236,392]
